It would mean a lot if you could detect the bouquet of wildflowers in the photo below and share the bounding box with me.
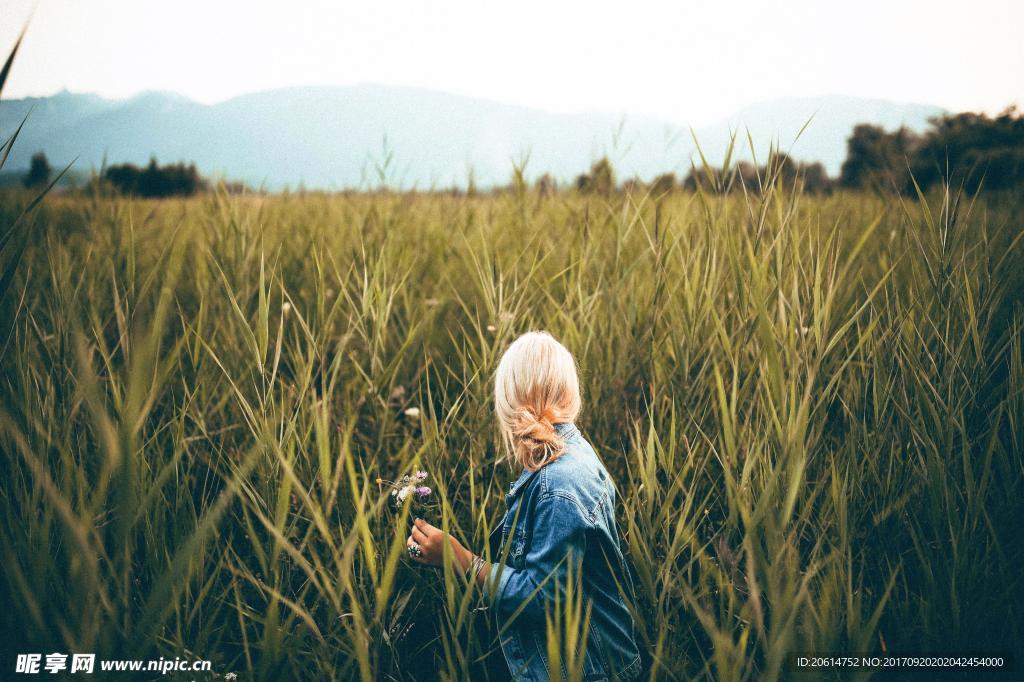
[376,470,432,506]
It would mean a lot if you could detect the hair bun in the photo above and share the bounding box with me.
[512,405,564,470]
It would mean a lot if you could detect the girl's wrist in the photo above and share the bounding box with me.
[456,545,474,573]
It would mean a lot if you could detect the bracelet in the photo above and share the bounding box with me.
[466,554,485,582]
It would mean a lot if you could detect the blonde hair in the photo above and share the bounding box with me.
[494,331,582,471]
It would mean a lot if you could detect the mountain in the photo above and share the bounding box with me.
[0,87,945,190]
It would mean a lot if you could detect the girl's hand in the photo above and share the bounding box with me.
[407,518,472,570]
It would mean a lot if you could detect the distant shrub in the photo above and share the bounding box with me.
[218,180,250,195]
[22,152,51,188]
[535,173,556,198]
[620,177,643,194]
[685,154,833,194]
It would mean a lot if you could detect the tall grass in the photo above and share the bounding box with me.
[0,172,1021,679]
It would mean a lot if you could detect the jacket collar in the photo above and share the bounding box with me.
[505,466,536,501]
[505,422,578,501]
[554,421,580,441]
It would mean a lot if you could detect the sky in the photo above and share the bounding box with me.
[1,0,1022,126]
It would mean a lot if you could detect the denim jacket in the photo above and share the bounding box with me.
[485,422,642,681]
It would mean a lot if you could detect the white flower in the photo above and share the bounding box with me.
[404,407,421,419]
[396,486,411,503]
[486,324,497,332]
[281,301,292,317]
[225,674,238,681]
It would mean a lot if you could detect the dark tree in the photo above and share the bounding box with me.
[23,152,51,188]
[765,152,799,186]
[578,157,615,197]
[681,170,698,192]
[649,173,677,197]
[734,162,759,192]
[683,164,727,193]
[768,155,833,194]
[839,124,918,192]
[590,157,615,197]
[800,161,832,194]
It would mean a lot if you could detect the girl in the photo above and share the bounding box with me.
[407,331,642,681]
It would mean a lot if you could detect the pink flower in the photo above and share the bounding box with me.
[415,486,431,498]
[415,470,428,481]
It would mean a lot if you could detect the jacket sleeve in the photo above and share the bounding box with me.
[485,491,589,623]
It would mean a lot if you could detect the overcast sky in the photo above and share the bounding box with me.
[2,0,1021,126]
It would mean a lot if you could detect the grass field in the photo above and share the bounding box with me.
[1,175,1022,680]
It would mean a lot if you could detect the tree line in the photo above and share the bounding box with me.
[20,156,207,197]
[99,158,206,197]
[573,107,1023,196]
[21,107,1023,197]
[840,108,1023,193]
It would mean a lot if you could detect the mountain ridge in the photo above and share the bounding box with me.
[0,86,946,189]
